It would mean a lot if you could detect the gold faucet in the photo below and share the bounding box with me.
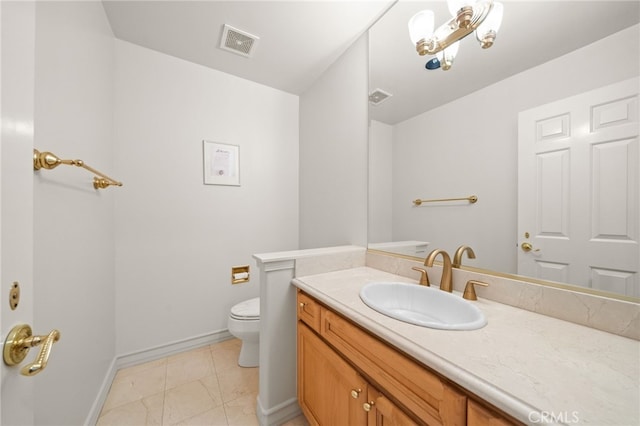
[453,245,476,268]
[424,249,453,292]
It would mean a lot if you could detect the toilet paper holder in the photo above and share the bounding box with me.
[231,265,250,284]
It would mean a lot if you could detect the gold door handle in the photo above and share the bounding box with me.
[521,242,540,252]
[363,401,375,412]
[3,324,60,376]
[350,388,362,399]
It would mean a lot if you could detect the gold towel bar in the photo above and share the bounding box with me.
[33,149,122,190]
[413,195,478,206]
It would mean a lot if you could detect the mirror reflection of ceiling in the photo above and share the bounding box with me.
[102,0,395,95]
[369,1,640,125]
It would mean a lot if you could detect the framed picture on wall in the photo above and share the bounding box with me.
[203,140,240,186]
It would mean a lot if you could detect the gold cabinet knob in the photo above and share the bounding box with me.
[299,302,305,308]
[350,388,362,399]
[3,324,60,376]
[363,401,375,412]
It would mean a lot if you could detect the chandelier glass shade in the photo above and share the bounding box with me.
[436,41,460,70]
[408,0,504,70]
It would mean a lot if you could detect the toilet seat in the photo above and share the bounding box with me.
[230,297,260,320]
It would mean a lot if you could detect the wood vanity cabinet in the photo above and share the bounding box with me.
[467,400,514,426]
[366,386,421,425]
[298,323,368,425]
[296,290,520,426]
[298,291,321,333]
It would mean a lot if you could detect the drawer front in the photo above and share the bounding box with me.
[297,291,321,333]
[321,308,466,426]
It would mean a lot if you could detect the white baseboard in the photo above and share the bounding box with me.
[116,329,232,369]
[256,395,301,426]
[84,329,232,425]
[84,357,118,426]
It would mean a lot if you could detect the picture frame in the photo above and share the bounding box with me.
[203,140,240,186]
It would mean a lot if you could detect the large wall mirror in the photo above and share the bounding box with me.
[368,0,640,300]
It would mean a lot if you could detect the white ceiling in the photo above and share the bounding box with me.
[102,1,639,123]
[102,0,395,95]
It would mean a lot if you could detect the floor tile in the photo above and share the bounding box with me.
[97,392,164,426]
[216,366,259,403]
[98,338,293,426]
[101,363,167,412]
[163,380,221,425]
[166,347,215,390]
[200,374,225,407]
[224,394,259,426]
[281,415,310,426]
[173,405,228,426]
[210,340,243,373]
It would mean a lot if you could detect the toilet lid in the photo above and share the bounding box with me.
[230,297,260,320]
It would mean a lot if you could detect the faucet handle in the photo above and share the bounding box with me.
[463,280,489,300]
[411,267,430,286]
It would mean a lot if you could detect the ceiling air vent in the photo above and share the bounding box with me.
[220,24,259,58]
[369,89,392,106]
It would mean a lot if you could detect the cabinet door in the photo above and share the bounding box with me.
[298,322,368,426]
[366,387,420,426]
[467,399,517,426]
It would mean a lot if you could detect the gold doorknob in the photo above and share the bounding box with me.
[350,388,362,399]
[363,401,375,412]
[3,324,60,376]
[521,242,540,252]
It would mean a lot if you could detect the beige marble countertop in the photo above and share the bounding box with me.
[292,267,640,426]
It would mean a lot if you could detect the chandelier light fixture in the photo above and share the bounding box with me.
[408,0,504,70]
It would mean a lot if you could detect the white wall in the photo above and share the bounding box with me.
[368,119,393,243]
[299,34,369,249]
[113,40,299,356]
[33,2,115,424]
[387,25,640,274]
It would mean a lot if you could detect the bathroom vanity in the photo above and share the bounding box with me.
[292,266,639,426]
[297,290,514,425]
[253,246,638,426]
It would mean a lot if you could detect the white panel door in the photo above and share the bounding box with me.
[1,1,36,424]
[518,78,639,297]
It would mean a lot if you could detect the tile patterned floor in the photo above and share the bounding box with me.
[97,338,308,426]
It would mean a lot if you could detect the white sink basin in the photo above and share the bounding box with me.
[359,282,487,330]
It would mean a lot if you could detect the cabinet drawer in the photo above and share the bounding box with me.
[321,308,466,426]
[297,291,321,332]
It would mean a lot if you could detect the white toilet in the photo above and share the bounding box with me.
[227,297,260,367]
